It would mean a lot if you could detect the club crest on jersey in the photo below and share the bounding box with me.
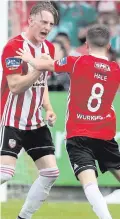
[8,139,16,148]
[57,57,67,66]
[6,57,21,70]
[94,62,110,71]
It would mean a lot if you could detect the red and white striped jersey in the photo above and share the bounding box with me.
[1,33,55,130]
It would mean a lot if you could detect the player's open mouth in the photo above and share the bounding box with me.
[40,32,47,37]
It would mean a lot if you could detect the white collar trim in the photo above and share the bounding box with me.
[21,32,42,49]
[90,53,108,61]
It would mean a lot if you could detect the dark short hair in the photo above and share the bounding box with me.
[56,32,70,41]
[30,1,59,25]
[52,40,67,56]
[86,24,110,47]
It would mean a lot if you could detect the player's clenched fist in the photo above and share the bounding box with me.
[45,110,57,127]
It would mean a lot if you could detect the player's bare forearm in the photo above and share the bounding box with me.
[42,85,53,112]
[28,57,55,72]
[7,69,41,95]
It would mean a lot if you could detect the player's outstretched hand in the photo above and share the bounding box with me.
[15,48,34,63]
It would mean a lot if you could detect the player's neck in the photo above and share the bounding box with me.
[24,29,42,47]
[89,48,107,59]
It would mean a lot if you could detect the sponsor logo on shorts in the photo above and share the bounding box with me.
[5,57,21,70]
[8,139,16,148]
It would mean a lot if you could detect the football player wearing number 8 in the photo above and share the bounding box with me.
[16,24,120,219]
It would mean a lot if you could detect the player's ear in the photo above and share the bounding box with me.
[107,43,111,51]
[85,41,89,49]
[28,15,34,27]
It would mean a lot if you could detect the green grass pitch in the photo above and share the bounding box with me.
[1,200,120,219]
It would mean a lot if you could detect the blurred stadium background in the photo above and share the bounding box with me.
[0,1,120,219]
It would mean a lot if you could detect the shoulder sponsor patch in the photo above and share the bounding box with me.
[57,57,67,66]
[5,57,21,70]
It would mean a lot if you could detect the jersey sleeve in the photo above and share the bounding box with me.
[54,56,78,74]
[1,44,22,76]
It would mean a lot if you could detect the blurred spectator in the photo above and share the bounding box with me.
[116,2,120,14]
[76,22,97,55]
[48,1,97,47]
[97,1,116,14]
[97,1,120,56]
[48,40,70,91]
[107,46,120,67]
[55,32,80,56]
[116,55,120,66]
[108,47,118,62]
[52,40,67,60]
[98,12,119,37]
[110,35,120,56]
[85,1,98,8]
[55,33,70,55]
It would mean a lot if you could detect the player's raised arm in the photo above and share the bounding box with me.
[16,49,79,74]
[54,56,79,74]
[16,48,55,72]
